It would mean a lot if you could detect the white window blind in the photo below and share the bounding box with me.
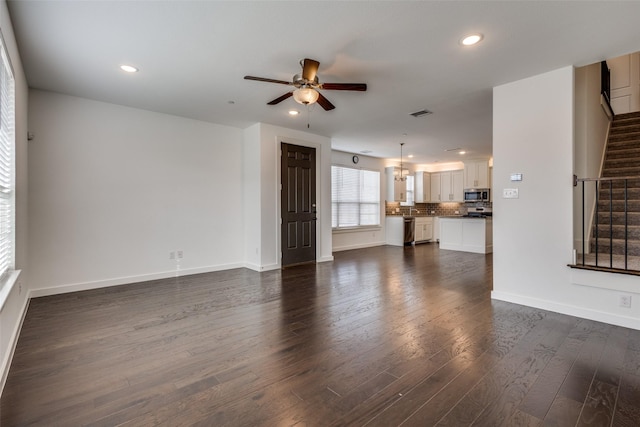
[0,37,14,283]
[331,165,380,228]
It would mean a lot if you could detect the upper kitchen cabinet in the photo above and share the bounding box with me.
[414,171,431,203]
[386,166,406,202]
[464,160,490,189]
[430,170,464,202]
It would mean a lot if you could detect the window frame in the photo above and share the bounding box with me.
[331,164,381,231]
[0,29,18,311]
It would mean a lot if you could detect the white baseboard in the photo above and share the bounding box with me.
[318,255,334,262]
[1,293,30,397]
[244,262,280,272]
[332,242,384,252]
[30,263,245,298]
[491,290,640,330]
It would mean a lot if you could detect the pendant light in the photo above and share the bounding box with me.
[395,142,406,182]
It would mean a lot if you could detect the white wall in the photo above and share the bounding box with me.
[331,150,386,252]
[242,123,262,270]
[0,0,30,394]
[573,63,611,253]
[28,90,245,295]
[493,66,640,330]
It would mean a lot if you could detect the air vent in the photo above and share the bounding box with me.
[410,109,433,118]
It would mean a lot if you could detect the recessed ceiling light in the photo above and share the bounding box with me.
[408,154,414,158]
[459,151,466,155]
[460,33,483,46]
[288,110,299,116]
[120,64,139,73]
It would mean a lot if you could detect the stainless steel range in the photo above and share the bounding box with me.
[464,207,492,218]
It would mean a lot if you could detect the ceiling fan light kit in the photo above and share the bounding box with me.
[244,58,366,111]
[292,87,319,105]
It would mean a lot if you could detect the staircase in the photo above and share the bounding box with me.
[591,111,640,259]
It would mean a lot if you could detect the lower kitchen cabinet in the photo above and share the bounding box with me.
[414,217,433,243]
[439,217,492,253]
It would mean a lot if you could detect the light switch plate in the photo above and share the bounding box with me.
[503,188,519,199]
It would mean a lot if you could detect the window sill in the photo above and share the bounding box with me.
[332,226,382,234]
[0,270,22,311]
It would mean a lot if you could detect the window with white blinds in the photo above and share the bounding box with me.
[331,165,380,229]
[0,37,15,284]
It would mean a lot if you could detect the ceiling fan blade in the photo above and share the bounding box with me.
[301,58,320,82]
[321,83,367,91]
[316,92,335,111]
[267,92,293,105]
[244,76,292,85]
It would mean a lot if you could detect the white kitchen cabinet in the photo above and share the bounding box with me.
[439,217,493,253]
[414,171,431,203]
[430,172,442,202]
[414,217,433,243]
[385,216,406,246]
[464,160,490,189]
[385,166,406,202]
[451,170,464,201]
[430,170,462,202]
[433,216,440,241]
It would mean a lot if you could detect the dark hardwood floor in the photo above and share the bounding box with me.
[2,244,640,426]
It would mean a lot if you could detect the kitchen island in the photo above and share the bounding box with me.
[439,216,492,254]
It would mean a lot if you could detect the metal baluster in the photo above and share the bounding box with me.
[582,181,585,265]
[609,180,613,268]
[625,179,628,271]
[595,181,599,267]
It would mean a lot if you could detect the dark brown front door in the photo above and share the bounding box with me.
[281,143,316,267]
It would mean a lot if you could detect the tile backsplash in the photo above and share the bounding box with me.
[385,201,491,216]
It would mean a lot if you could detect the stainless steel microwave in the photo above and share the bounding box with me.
[464,188,490,202]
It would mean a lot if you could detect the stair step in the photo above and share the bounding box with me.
[604,157,640,168]
[596,211,640,224]
[605,148,640,160]
[607,139,640,150]
[591,225,640,240]
[595,179,640,190]
[610,124,640,135]
[596,199,640,212]
[589,238,640,256]
[596,186,640,196]
[602,166,640,177]
[614,111,640,121]
[592,187,640,198]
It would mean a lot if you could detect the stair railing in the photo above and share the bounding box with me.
[575,175,639,273]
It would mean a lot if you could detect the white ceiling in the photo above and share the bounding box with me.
[7,1,640,165]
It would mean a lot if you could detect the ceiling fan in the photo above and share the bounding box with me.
[244,58,367,111]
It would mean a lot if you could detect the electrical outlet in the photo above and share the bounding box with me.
[177,250,183,259]
[18,281,22,295]
[169,251,175,260]
[503,188,519,199]
[620,294,632,308]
